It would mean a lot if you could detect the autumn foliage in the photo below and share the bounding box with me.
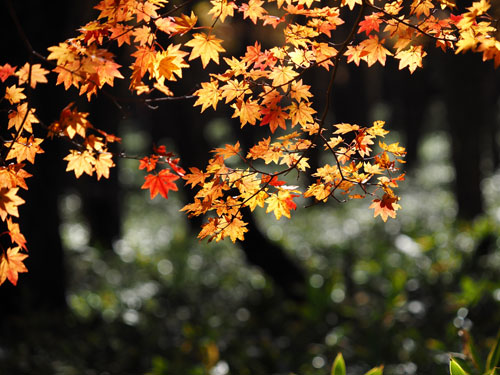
[1,0,499,286]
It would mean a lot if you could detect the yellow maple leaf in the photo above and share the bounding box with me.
[208,0,238,22]
[288,101,316,127]
[64,150,96,178]
[367,120,389,137]
[410,0,434,17]
[334,123,360,134]
[4,85,26,104]
[220,79,251,104]
[231,98,262,127]
[341,0,362,10]
[241,0,267,24]
[269,65,299,89]
[193,80,221,112]
[185,33,226,68]
[395,45,427,73]
[265,190,299,220]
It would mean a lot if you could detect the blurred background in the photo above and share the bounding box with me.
[1,1,500,374]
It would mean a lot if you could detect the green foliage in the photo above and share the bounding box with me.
[486,330,500,372]
[450,358,469,375]
[331,353,346,375]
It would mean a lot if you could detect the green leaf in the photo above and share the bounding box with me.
[484,368,500,375]
[486,330,500,371]
[331,353,346,375]
[364,365,384,375]
[450,357,469,375]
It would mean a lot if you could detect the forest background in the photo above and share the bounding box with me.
[0,0,500,374]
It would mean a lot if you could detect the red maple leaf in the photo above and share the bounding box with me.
[0,63,17,82]
[141,169,179,199]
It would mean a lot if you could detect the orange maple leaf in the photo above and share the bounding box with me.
[6,136,44,164]
[141,169,179,199]
[0,163,32,190]
[0,247,28,286]
[0,188,25,221]
[64,150,96,178]
[183,167,209,188]
[221,215,248,242]
[213,142,241,159]
[15,63,49,88]
[369,193,401,222]
[94,152,115,180]
[359,35,392,67]
[7,218,27,250]
[185,33,226,68]
[7,103,39,133]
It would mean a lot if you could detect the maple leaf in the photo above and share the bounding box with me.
[183,167,209,188]
[265,190,300,220]
[345,44,370,66]
[0,247,28,286]
[359,35,392,67]
[6,136,44,164]
[208,0,237,22]
[133,25,154,46]
[369,193,401,222]
[109,24,132,46]
[395,45,427,73]
[193,80,221,112]
[410,0,434,17]
[269,65,299,89]
[185,33,226,68]
[367,120,389,137]
[16,63,49,88]
[7,218,27,250]
[0,163,32,190]
[213,142,241,159]
[231,98,262,127]
[139,156,159,172]
[379,141,406,157]
[220,215,248,242]
[260,104,288,133]
[334,123,360,134]
[341,0,362,10]
[0,188,25,221]
[0,63,17,82]
[240,0,267,24]
[64,150,96,178]
[4,85,26,104]
[171,12,198,36]
[220,79,251,103]
[94,152,115,180]
[141,169,179,199]
[288,101,316,127]
[358,13,383,36]
[8,102,39,133]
